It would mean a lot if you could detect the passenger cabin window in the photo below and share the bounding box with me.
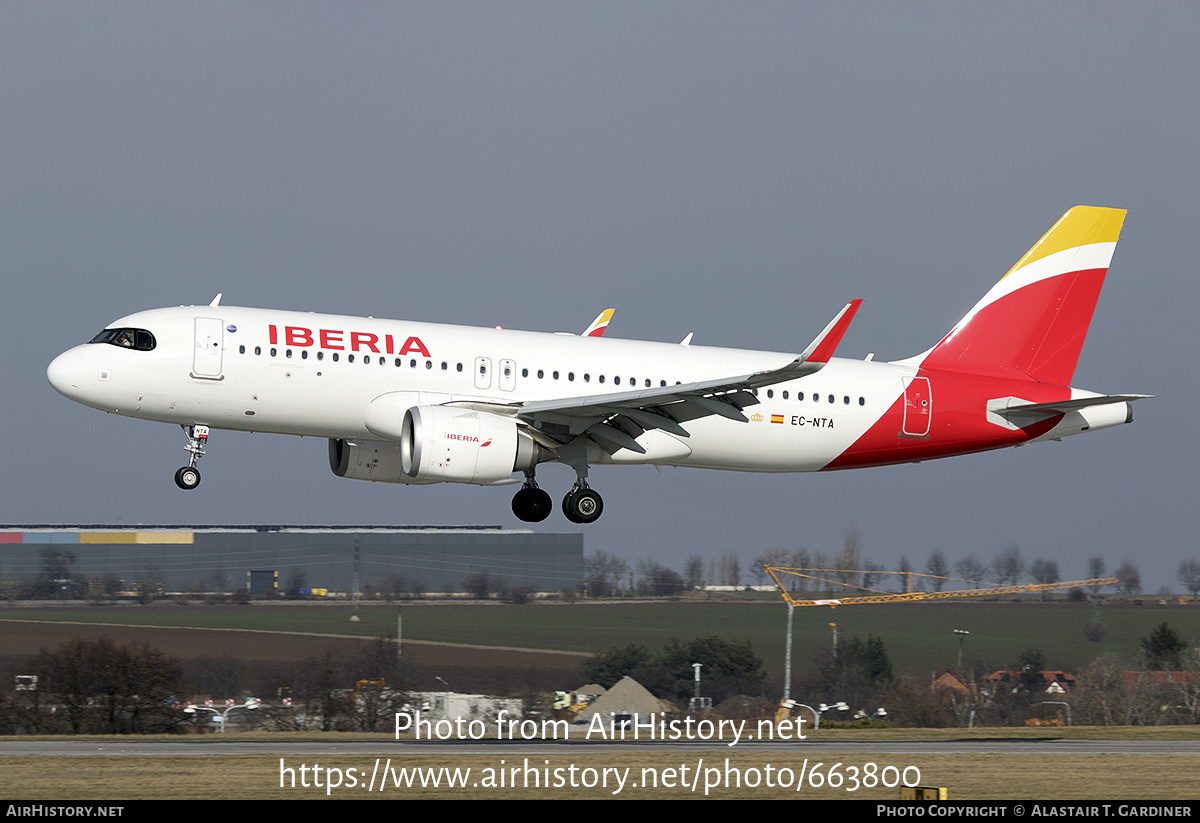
[90,328,156,351]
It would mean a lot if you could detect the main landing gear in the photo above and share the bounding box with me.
[511,475,552,522]
[562,483,603,524]
[174,424,208,490]
[510,471,605,524]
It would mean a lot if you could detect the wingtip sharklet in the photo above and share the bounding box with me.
[745,299,863,388]
[801,299,862,364]
[583,309,616,337]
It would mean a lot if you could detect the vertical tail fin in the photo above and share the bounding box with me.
[917,206,1126,385]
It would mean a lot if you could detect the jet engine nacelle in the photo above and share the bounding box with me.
[400,405,542,485]
[328,438,440,485]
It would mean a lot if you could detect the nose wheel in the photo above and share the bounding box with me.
[174,424,209,491]
[562,485,604,524]
[174,466,201,490]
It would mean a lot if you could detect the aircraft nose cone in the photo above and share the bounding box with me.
[47,350,82,398]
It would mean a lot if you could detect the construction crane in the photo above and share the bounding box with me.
[763,566,1118,608]
[764,566,1119,724]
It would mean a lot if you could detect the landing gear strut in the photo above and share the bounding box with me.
[511,474,552,522]
[174,424,208,490]
[562,483,604,524]
[554,436,604,523]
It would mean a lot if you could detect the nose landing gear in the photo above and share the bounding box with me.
[174,424,208,490]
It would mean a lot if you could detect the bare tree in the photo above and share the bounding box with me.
[32,547,81,599]
[1178,560,1200,598]
[809,551,831,593]
[1086,556,1108,593]
[1175,648,1200,724]
[860,560,886,590]
[955,556,987,588]
[26,637,184,734]
[833,530,861,591]
[1029,558,1060,600]
[1071,653,1149,726]
[462,570,497,599]
[281,640,413,732]
[925,550,949,592]
[583,550,629,597]
[285,567,308,599]
[637,560,685,596]
[718,551,741,587]
[683,554,705,590]
[788,548,811,593]
[990,546,1024,586]
[1114,560,1142,595]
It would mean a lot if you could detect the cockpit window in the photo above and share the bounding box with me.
[90,328,156,351]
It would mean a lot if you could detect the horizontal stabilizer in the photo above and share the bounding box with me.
[999,394,1153,417]
[987,393,1151,432]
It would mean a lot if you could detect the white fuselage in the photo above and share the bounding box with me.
[49,305,911,473]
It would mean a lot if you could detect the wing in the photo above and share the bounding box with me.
[510,300,862,452]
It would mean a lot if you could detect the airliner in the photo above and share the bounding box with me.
[47,206,1146,523]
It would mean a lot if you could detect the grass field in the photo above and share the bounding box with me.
[5,603,1200,801]
[5,597,1199,677]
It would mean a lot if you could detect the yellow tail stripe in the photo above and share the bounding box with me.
[1004,206,1126,278]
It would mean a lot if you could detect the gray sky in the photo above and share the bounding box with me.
[4,2,1196,592]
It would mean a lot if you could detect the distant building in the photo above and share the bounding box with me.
[985,670,1077,695]
[1121,671,1200,690]
[931,668,970,693]
[404,692,524,724]
[0,524,583,594]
